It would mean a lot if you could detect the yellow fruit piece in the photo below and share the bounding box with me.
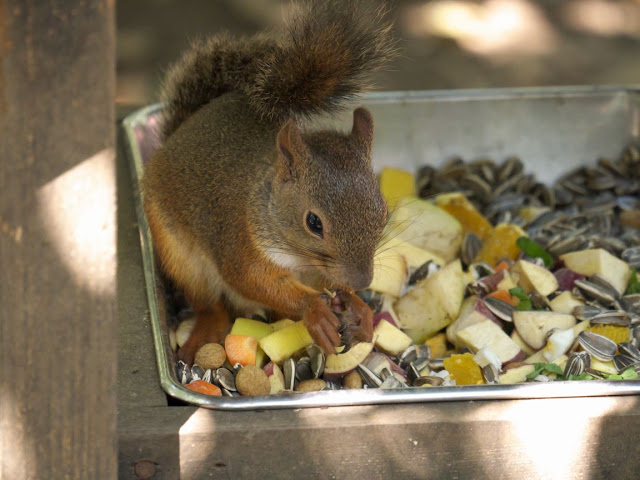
[473,223,527,267]
[379,167,416,207]
[443,353,484,385]
[424,332,448,358]
[436,192,493,240]
[258,320,313,364]
[585,325,630,345]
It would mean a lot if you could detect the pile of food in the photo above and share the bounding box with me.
[172,146,640,397]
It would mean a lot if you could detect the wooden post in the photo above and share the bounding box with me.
[0,1,116,478]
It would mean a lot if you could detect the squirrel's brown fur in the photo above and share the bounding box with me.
[143,1,396,363]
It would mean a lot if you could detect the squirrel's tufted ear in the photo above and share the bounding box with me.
[276,119,308,182]
[351,107,374,157]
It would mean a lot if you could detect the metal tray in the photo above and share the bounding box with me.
[123,85,640,410]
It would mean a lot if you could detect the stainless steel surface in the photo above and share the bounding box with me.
[122,85,640,410]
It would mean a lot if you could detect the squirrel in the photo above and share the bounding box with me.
[142,0,396,365]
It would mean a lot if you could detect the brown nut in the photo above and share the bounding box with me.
[194,343,227,370]
[295,379,326,392]
[342,370,363,389]
[236,365,271,396]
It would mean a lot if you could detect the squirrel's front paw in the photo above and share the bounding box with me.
[332,289,374,349]
[303,297,342,355]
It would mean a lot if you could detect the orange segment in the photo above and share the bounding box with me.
[185,380,222,396]
[424,332,448,358]
[443,353,484,385]
[473,223,527,267]
[224,334,258,366]
[585,325,630,345]
[436,192,493,240]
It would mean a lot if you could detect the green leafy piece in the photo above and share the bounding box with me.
[526,362,564,379]
[516,237,555,268]
[602,369,638,381]
[509,286,532,311]
[626,269,640,295]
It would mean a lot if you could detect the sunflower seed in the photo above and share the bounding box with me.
[414,376,444,387]
[621,294,640,315]
[461,233,482,266]
[306,344,325,379]
[622,247,640,269]
[497,156,523,183]
[483,297,516,322]
[574,279,618,306]
[578,331,618,361]
[481,364,499,384]
[619,342,640,361]
[356,364,382,388]
[564,351,591,377]
[613,354,640,373]
[589,311,631,326]
[215,367,236,391]
[283,358,296,391]
[398,344,430,368]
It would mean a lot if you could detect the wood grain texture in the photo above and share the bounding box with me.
[0,1,116,478]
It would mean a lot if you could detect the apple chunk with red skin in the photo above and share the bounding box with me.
[446,295,501,348]
[559,248,630,296]
[395,260,465,343]
[513,311,576,350]
[263,362,285,394]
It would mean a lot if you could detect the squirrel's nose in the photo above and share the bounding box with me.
[346,265,374,291]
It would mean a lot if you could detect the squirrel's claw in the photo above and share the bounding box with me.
[333,289,374,348]
[304,298,342,355]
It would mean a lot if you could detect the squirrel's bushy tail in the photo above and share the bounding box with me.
[161,0,396,138]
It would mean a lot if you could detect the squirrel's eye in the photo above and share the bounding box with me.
[306,212,323,238]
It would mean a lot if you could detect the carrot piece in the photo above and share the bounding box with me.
[494,260,511,273]
[486,289,519,307]
[224,334,258,366]
[184,380,222,396]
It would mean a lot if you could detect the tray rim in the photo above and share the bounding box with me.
[122,85,640,410]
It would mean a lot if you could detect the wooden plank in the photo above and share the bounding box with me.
[118,396,640,479]
[0,1,116,479]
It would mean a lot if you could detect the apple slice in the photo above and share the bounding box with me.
[271,318,295,332]
[323,341,374,377]
[549,291,584,315]
[395,260,465,343]
[456,319,524,364]
[560,248,631,295]
[512,259,559,296]
[388,197,463,262]
[513,311,576,350]
[510,329,536,357]
[378,167,416,207]
[263,362,286,394]
[374,318,413,356]
[369,250,407,298]
[446,296,496,347]
[378,236,446,269]
[499,364,535,384]
[258,320,313,364]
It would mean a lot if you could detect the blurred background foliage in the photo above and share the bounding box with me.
[117,0,640,104]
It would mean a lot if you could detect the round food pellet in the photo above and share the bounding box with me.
[342,370,363,389]
[295,379,326,392]
[236,365,271,396]
[194,343,227,369]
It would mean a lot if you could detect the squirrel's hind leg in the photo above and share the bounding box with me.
[178,301,231,365]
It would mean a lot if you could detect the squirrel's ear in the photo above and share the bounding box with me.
[351,107,374,157]
[276,119,307,182]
